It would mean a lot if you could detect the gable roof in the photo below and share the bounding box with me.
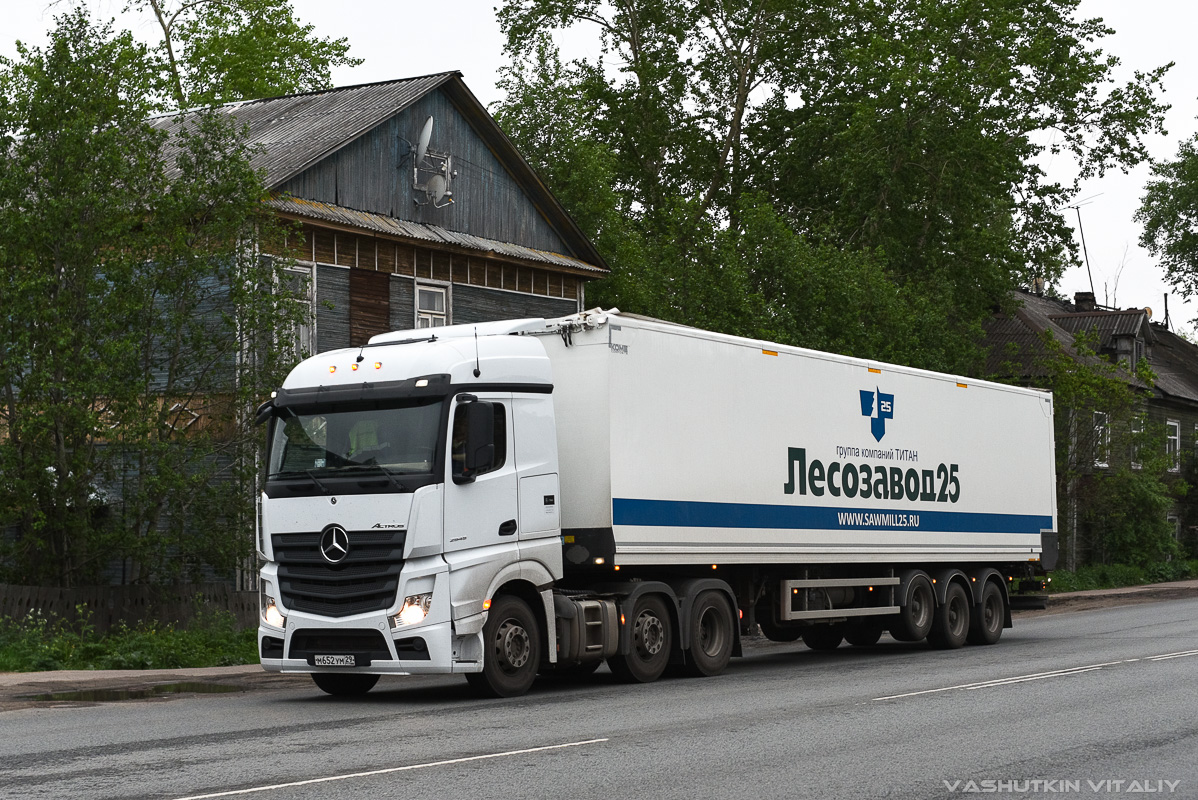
[149,72,607,271]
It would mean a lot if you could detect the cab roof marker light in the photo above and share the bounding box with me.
[868,367,881,374]
[957,382,968,388]
[374,362,382,369]
[762,349,778,356]
[328,366,336,373]
[351,363,359,371]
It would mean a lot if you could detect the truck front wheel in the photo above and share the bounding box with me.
[311,673,379,696]
[467,595,541,697]
[609,595,673,683]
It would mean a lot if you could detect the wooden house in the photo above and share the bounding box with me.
[153,71,607,352]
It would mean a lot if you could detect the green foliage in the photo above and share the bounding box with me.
[0,7,304,585]
[1049,559,1196,593]
[496,0,1168,373]
[136,0,361,108]
[0,604,256,672]
[1138,135,1198,297]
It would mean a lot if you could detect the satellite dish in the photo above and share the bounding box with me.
[426,174,448,204]
[415,116,434,164]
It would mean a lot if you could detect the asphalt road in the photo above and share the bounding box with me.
[2,599,1196,800]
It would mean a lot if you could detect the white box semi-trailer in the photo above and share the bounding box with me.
[255,309,1058,697]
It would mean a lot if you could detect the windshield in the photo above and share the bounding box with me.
[268,398,444,479]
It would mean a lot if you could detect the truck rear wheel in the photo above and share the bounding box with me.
[467,595,541,697]
[844,622,883,646]
[801,624,844,651]
[311,673,379,696]
[890,573,934,642]
[684,591,734,677]
[966,581,1004,645]
[927,582,970,649]
[609,595,673,683]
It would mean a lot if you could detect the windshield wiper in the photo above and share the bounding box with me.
[340,463,410,492]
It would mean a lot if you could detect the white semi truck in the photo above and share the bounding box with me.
[254,309,1058,697]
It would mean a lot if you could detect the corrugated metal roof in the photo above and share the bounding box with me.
[149,73,456,187]
[1050,310,1151,343]
[267,195,606,274]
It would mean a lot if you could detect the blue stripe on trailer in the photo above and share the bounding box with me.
[612,498,1051,534]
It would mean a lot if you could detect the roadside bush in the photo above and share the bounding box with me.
[1049,559,1196,593]
[0,604,256,672]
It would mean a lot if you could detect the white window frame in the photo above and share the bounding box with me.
[1092,411,1110,468]
[283,264,315,358]
[416,284,447,328]
[1131,417,1143,470]
[1167,419,1181,473]
[1167,513,1181,542]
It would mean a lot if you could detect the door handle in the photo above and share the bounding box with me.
[498,519,518,536]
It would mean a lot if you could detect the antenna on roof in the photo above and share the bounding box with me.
[1067,200,1098,297]
[472,327,481,378]
[412,116,456,209]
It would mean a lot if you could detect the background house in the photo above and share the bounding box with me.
[153,71,608,353]
[984,289,1198,564]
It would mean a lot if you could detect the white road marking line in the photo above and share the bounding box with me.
[872,661,1127,701]
[1147,649,1198,661]
[172,738,609,800]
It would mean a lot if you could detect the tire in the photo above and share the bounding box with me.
[966,580,1005,646]
[311,673,379,696]
[541,659,602,679]
[466,595,540,697]
[844,622,883,647]
[890,573,935,642]
[757,601,803,642]
[608,594,673,683]
[684,591,735,677]
[927,582,971,649]
[801,624,844,651]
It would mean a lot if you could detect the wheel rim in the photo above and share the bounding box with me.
[697,606,727,657]
[495,618,531,674]
[948,595,967,637]
[983,593,1000,631]
[910,584,931,628]
[634,610,665,659]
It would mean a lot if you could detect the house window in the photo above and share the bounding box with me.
[1131,417,1143,470]
[417,286,446,328]
[283,266,314,359]
[1167,419,1181,472]
[1167,513,1180,541]
[1093,412,1110,468]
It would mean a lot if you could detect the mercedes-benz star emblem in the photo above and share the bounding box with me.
[320,525,350,564]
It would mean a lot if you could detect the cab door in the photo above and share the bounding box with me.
[443,392,518,555]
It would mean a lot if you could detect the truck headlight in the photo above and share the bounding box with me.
[391,593,433,628]
[262,595,286,629]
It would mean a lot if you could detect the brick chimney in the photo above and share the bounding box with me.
[1074,291,1096,312]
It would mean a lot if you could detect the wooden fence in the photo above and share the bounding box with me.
[0,583,258,633]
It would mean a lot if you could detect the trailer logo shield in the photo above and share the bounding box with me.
[860,388,894,441]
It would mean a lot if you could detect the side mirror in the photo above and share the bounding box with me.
[456,401,495,481]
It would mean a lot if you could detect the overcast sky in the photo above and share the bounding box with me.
[6,0,1198,330]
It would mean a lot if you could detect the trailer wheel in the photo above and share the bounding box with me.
[890,573,935,642]
[966,581,1005,646]
[756,600,803,642]
[467,595,540,697]
[801,625,844,651]
[311,673,379,696]
[927,582,971,649]
[609,595,673,683]
[684,591,734,677]
[844,622,883,647]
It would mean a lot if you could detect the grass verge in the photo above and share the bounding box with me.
[1049,559,1198,593]
[0,604,257,672]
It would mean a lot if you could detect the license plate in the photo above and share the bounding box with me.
[314,654,356,667]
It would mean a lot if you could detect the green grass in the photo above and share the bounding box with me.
[0,604,258,672]
[1049,559,1198,594]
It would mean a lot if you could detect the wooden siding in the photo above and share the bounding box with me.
[316,265,350,352]
[277,89,572,257]
[390,275,415,330]
[451,284,578,325]
[349,268,390,346]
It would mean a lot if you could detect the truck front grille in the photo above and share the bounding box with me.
[273,528,406,617]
